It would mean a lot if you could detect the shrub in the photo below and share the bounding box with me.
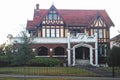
[107,46,120,67]
[0,55,12,67]
[28,57,62,67]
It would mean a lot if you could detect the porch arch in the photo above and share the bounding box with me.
[72,43,93,66]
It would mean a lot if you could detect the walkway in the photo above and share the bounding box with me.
[75,65,120,77]
[0,74,120,80]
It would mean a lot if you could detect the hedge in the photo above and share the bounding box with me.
[28,57,63,67]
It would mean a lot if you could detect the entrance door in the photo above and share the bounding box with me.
[75,47,90,65]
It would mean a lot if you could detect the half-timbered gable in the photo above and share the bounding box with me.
[88,14,111,57]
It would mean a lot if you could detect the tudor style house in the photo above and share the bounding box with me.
[10,4,114,66]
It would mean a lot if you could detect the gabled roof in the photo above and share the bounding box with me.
[27,5,114,30]
[111,34,120,41]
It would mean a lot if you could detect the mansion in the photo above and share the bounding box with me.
[9,4,114,66]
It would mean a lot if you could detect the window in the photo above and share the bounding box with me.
[55,47,64,55]
[53,14,57,20]
[98,29,103,38]
[45,27,61,37]
[38,47,48,56]
[48,10,58,20]
[98,44,107,56]
[48,14,52,20]
[71,29,80,36]
[46,29,50,37]
[51,29,55,37]
[94,29,97,33]
[56,29,59,37]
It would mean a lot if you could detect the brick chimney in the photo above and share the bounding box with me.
[36,4,39,10]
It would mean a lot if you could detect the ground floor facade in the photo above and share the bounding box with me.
[9,33,109,66]
[31,42,98,66]
[28,33,99,66]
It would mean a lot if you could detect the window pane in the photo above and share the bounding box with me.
[94,29,97,33]
[46,29,50,37]
[51,29,55,37]
[53,14,57,20]
[56,29,59,37]
[99,29,103,38]
[46,29,50,33]
[48,14,52,20]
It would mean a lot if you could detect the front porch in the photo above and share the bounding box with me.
[67,32,98,66]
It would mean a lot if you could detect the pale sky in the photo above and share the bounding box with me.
[0,0,119,44]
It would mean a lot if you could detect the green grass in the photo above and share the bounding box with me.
[102,67,120,74]
[0,77,87,80]
[0,67,96,76]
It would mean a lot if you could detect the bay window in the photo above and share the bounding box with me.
[45,27,61,37]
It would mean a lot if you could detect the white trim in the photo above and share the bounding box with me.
[67,32,71,66]
[72,43,93,66]
[35,56,50,57]
[52,55,67,57]
[95,33,98,66]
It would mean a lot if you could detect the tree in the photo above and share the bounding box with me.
[0,45,14,66]
[108,46,120,67]
[11,31,34,66]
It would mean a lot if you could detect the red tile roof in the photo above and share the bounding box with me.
[27,7,114,30]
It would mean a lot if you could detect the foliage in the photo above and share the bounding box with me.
[0,46,4,55]
[0,45,14,67]
[28,57,63,67]
[107,46,120,67]
[11,31,34,66]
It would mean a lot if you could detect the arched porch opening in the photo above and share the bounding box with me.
[75,47,90,60]
[73,43,93,66]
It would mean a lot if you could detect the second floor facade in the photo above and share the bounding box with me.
[27,4,114,43]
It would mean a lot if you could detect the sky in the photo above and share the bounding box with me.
[0,0,120,44]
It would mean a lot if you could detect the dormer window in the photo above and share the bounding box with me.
[48,13,52,20]
[53,13,57,20]
[47,9,58,21]
[48,13,58,20]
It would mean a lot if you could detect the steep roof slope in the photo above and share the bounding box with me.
[27,5,114,30]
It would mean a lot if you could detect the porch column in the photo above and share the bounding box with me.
[67,32,71,66]
[90,47,93,65]
[95,33,98,66]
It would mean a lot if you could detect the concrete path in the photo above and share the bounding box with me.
[0,74,120,80]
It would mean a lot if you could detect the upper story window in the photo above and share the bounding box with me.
[94,29,97,33]
[48,13,58,20]
[45,26,60,38]
[53,14,57,20]
[46,29,50,37]
[56,29,60,37]
[51,29,55,37]
[98,29,103,38]
[71,29,80,36]
[48,14,52,20]
[47,9,58,20]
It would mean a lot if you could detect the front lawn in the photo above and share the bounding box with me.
[102,67,120,74]
[0,77,87,80]
[0,67,96,77]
